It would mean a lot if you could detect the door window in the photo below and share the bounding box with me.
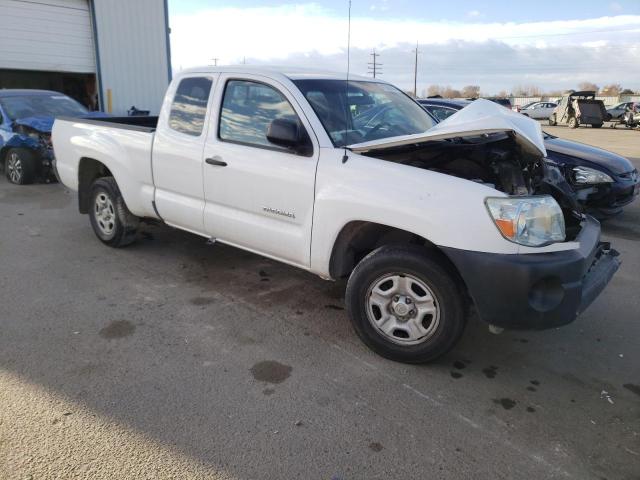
[168,76,213,136]
[219,80,300,149]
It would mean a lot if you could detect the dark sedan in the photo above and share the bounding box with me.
[417,98,639,217]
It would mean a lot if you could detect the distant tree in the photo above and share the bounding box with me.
[600,84,622,96]
[426,85,442,97]
[461,85,480,98]
[578,82,599,92]
[620,88,634,95]
[442,86,462,98]
[497,90,510,98]
[513,85,542,97]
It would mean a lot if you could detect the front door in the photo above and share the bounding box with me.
[202,75,319,268]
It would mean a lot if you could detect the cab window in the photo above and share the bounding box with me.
[219,79,300,150]
[168,76,213,136]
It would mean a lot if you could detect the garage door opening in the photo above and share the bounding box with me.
[0,69,98,111]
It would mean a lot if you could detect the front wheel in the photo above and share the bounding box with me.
[4,148,37,185]
[345,245,466,364]
[89,177,139,247]
[568,116,578,129]
[548,115,557,126]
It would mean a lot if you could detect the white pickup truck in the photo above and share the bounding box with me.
[52,67,620,363]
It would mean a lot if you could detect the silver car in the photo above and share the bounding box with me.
[520,101,558,119]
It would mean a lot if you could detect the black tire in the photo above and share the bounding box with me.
[592,123,603,128]
[89,177,139,247]
[568,116,578,129]
[345,245,466,364]
[548,115,557,126]
[4,148,37,185]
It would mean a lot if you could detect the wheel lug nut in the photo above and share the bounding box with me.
[393,296,400,302]
[406,298,412,304]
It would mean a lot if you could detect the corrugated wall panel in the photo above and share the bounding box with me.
[0,0,95,73]
[91,0,170,115]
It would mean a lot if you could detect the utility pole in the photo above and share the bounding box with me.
[367,49,382,78]
[210,57,219,66]
[412,42,420,98]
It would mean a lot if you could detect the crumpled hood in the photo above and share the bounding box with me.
[14,115,54,133]
[545,136,634,175]
[348,99,547,157]
[14,111,110,134]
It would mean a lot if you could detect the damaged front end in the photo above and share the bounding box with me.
[10,118,55,179]
[349,100,620,329]
[350,100,585,241]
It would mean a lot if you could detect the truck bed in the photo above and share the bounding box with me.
[57,115,158,132]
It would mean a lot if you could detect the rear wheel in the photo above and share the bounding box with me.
[548,115,557,126]
[4,148,37,185]
[345,245,466,364]
[568,116,578,129]
[89,177,139,247]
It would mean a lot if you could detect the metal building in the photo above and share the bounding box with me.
[0,0,171,115]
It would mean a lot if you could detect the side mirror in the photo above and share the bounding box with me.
[266,118,311,155]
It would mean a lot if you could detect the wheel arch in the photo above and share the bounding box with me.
[78,157,113,214]
[328,221,468,294]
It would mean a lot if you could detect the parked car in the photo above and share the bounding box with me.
[623,103,640,129]
[519,101,558,119]
[419,98,639,217]
[0,89,107,184]
[484,97,512,109]
[606,101,634,121]
[52,67,620,364]
[548,91,607,128]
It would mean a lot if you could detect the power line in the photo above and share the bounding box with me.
[367,49,383,78]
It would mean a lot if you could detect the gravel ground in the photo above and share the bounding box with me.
[0,125,638,479]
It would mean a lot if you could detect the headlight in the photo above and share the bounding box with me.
[573,166,613,184]
[486,196,565,247]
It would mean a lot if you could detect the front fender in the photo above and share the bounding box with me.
[309,150,575,278]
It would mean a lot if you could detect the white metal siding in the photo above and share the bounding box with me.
[92,0,170,115]
[0,0,95,73]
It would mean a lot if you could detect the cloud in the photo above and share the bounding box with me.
[610,2,623,12]
[467,10,482,18]
[169,4,640,93]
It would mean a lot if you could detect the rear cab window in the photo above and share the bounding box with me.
[168,76,213,136]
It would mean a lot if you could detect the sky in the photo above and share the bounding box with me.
[167,0,640,95]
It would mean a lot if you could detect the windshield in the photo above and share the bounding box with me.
[0,94,88,120]
[293,79,434,146]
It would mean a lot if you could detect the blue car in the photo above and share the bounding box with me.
[418,98,639,218]
[0,90,107,185]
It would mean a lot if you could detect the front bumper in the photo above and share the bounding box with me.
[442,216,620,330]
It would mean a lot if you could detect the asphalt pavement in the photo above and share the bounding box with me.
[0,125,638,479]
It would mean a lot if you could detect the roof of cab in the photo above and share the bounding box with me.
[177,65,378,83]
[0,89,62,98]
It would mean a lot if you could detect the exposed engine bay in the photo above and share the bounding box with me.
[363,132,584,240]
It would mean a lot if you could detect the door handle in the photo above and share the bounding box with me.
[205,156,227,167]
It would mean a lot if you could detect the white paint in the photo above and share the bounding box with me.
[0,0,95,73]
[53,67,585,280]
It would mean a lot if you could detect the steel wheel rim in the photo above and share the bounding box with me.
[365,273,440,346]
[94,192,116,236]
[7,153,22,183]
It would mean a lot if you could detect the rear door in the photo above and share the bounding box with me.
[152,74,218,234]
[202,74,319,268]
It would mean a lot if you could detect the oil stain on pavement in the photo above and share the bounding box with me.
[493,398,517,410]
[250,360,292,384]
[99,320,136,339]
